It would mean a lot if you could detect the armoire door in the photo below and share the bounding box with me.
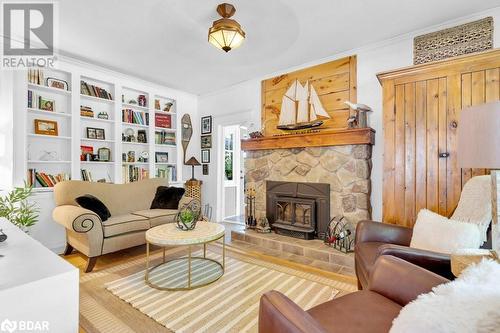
[379,50,500,228]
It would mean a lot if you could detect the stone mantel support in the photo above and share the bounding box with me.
[241,128,375,151]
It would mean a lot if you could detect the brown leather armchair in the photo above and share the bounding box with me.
[355,220,454,290]
[259,255,449,333]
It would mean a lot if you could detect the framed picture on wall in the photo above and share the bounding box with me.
[201,116,212,134]
[201,149,210,163]
[202,164,209,175]
[201,135,212,148]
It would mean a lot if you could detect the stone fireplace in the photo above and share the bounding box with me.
[244,142,373,236]
[266,181,330,240]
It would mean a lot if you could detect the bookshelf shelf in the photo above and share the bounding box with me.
[155,162,176,166]
[122,122,148,129]
[27,108,72,118]
[122,103,149,111]
[28,83,71,95]
[32,188,54,193]
[80,116,114,124]
[154,110,176,115]
[81,161,114,165]
[28,133,72,140]
[80,94,115,104]
[122,141,148,146]
[122,162,149,166]
[28,160,71,164]
[155,127,176,132]
[81,138,115,143]
[155,144,176,148]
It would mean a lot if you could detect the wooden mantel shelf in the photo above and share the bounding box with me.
[241,128,375,151]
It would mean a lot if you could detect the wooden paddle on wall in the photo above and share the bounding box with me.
[181,114,193,164]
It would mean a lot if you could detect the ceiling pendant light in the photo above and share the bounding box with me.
[208,3,246,52]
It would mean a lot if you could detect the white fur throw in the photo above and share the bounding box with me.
[410,209,481,254]
[390,259,500,333]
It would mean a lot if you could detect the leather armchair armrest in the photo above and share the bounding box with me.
[378,244,454,280]
[259,291,326,333]
[369,255,449,306]
[355,220,413,246]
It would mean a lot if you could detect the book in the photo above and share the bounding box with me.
[155,113,171,128]
[80,80,113,100]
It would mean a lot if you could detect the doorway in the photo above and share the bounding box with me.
[220,124,246,224]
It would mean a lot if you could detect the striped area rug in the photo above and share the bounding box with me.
[104,247,345,333]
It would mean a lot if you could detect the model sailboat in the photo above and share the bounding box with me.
[277,80,330,130]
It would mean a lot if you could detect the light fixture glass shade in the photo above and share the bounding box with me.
[208,4,245,52]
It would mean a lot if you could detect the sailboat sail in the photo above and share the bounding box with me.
[309,84,330,118]
[296,82,309,123]
[278,81,299,126]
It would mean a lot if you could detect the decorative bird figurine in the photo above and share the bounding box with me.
[344,101,373,112]
[344,101,373,128]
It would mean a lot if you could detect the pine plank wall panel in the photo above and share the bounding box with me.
[378,50,500,227]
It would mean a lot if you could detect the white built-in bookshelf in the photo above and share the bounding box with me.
[17,68,181,192]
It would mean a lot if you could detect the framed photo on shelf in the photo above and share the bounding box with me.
[86,127,97,139]
[46,77,69,91]
[34,119,58,136]
[39,97,55,112]
[155,152,169,163]
[201,149,210,163]
[201,116,212,134]
[201,135,212,148]
[137,130,147,143]
[98,148,111,162]
[202,164,209,175]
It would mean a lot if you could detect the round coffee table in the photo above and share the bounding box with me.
[145,221,225,291]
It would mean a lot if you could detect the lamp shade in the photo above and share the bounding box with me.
[458,101,500,168]
[208,3,245,52]
[185,157,201,166]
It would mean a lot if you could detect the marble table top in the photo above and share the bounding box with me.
[146,221,225,246]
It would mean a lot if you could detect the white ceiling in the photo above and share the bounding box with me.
[59,0,500,95]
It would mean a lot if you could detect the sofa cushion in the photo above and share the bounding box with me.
[132,209,178,227]
[102,213,149,237]
[75,194,111,221]
[150,186,185,209]
[308,291,402,333]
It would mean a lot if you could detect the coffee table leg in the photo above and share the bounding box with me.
[146,242,150,279]
[188,245,192,289]
[163,247,165,263]
[223,236,226,273]
[203,243,206,258]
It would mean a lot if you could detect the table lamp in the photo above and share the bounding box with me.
[458,101,500,254]
[185,156,201,180]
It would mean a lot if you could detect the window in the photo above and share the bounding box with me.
[223,125,238,186]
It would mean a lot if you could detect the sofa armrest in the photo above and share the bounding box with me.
[53,205,104,257]
[355,220,413,246]
[53,205,101,232]
[377,244,454,280]
[369,255,449,306]
[259,291,326,333]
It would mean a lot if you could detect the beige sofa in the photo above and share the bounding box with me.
[53,178,194,272]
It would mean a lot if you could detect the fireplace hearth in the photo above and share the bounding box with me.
[266,181,330,240]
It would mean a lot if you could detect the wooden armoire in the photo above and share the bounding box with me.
[378,49,500,227]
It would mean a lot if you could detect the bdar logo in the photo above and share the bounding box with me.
[0,319,17,333]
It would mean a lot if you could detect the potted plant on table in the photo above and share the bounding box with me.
[0,182,39,233]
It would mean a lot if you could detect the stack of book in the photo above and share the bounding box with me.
[80,105,94,117]
[123,165,149,183]
[80,80,113,100]
[27,169,70,187]
[27,69,44,85]
[155,131,176,145]
[80,169,94,182]
[122,109,149,125]
[156,165,176,182]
